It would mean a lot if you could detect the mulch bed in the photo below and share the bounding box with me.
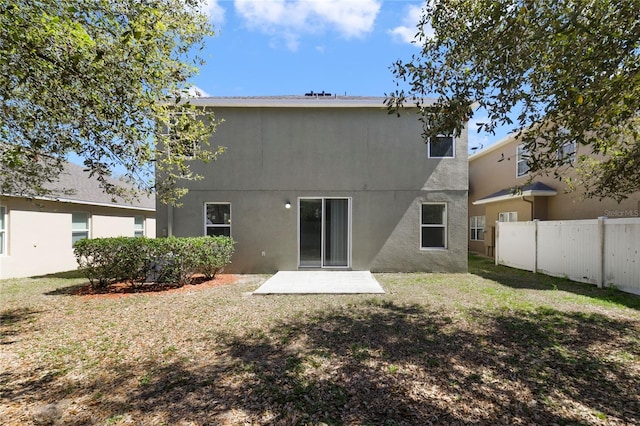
[71,274,237,299]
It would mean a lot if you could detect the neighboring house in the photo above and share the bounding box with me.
[0,162,155,279]
[157,96,469,273]
[468,133,640,256]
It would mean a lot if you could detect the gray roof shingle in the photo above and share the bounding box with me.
[44,162,155,211]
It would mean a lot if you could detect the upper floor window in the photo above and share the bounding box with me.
[498,211,518,222]
[0,206,6,255]
[134,216,145,237]
[470,215,485,241]
[205,203,231,237]
[162,112,199,158]
[516,144,529,177]
[428,136,455,158]
[72,212,90,246]
[557,141,576,164]
[421,203,447,249]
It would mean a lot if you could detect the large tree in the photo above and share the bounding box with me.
[0,0,223,205]
[386,0,640,201]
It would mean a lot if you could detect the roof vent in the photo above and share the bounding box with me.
[305,91,332,97]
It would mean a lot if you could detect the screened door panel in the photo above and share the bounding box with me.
[299,198,350,268]
[299,199,322,267]
[324,199,349,267]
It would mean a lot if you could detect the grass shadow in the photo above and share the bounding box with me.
[0,307,42,345]
[469,253,640,310]
[31,270,86,279]
[5,301,637,424]
[43,276,217,297]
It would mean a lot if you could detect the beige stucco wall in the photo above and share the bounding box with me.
[468,135,640,255]
[0,197,155,279]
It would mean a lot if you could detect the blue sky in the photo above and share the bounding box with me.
[192,0,511,151]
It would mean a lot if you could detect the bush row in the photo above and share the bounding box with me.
[73,236,234,288]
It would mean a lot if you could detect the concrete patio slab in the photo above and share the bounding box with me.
[252,271,385,295]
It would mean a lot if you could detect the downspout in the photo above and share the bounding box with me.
[167,203,173,237]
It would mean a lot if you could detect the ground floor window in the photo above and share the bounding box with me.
[470,215,485,241]
[0,206,6,255]
[421,203,447,249]
[72,212,90,246]
[205,203,231,236]
[134,216,145,237]
[498,211,518,222]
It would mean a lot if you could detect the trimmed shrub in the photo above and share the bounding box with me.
[73,238,118,288]
[191,236,235,279]
[73,236,235,287]
[112,237,151,286]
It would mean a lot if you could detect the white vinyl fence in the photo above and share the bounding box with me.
[495,217,640,295]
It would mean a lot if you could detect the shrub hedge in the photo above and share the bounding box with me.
[73,236,234,288]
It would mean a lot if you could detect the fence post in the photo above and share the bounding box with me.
[533,219,539,274]
[494,221,499,266]
[598,216,606,288]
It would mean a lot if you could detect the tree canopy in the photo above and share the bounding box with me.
[0,0,222,205]
[386,0,640,201]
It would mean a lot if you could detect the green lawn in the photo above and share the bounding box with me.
[1,255,639,425]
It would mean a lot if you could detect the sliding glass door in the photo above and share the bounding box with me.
[299,198,350,268]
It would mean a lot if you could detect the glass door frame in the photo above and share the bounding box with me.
[297,197,352,269]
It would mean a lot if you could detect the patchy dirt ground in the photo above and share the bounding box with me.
[1,257,639,425]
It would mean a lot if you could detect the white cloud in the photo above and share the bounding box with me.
[389,4,433,46]
[202,0,226,26]
[234,0,382,51]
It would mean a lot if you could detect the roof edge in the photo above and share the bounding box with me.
[472,189,558,205]
[184,96,437,108]
[1,194,155,212]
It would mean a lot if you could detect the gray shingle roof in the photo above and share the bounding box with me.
[45,162,155,211]
[473,181,557,205]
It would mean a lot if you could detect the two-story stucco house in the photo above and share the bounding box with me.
[468,133,640,257]
[157,96,469,273]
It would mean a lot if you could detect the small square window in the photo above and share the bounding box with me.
[498,212,518,222]
[428,136,455,158]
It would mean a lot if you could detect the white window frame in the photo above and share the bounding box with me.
[0,206,6,255]
[420,203,447,249]
[428,135,455,158]
[498,211,518,222]
[72,212,90,246]
[516,144,530,177]
[204,202,232,237]
[470,215,485,241]
[163,111,199,159]
[557,141,576,164]
[134,215,145,237]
